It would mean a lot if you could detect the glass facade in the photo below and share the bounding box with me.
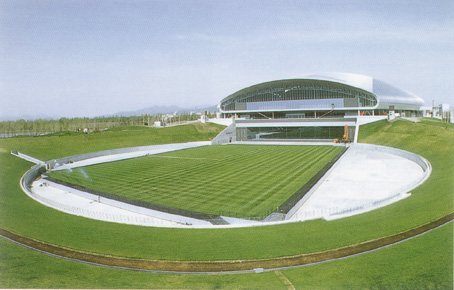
[237,127,346,141]
[247,99,344,110]
[221,80,377,112]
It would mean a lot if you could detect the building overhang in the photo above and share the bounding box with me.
[219,106,378,114]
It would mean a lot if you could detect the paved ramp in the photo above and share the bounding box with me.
[11,151,45,165]
[290,145,425,220]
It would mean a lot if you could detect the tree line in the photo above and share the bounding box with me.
[0,112,214,137]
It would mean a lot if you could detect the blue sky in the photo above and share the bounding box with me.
[1,0,453,119]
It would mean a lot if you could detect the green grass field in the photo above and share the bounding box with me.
[0,119,453,288]
[0,219,451,289]
[1,122,225,161]
[48,145,342,218]
[419,117,454,129]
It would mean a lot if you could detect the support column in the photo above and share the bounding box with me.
[354,123,359,143]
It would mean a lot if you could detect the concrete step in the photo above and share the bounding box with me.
[262,213,286,222]
[209,216,230,225]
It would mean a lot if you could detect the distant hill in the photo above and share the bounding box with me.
[0,113,55,122]
[0,105,218,121]
[112,105,217,117]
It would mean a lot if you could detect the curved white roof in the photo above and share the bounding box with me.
[304,72,425,107]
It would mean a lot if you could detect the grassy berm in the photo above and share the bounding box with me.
[0,119,452,289]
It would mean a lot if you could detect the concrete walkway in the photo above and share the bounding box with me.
[11,151,45,165]
[31,179,184,227]
[289,146,423,221]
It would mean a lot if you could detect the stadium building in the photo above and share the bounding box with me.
[215,72,425,143]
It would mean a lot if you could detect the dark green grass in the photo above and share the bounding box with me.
[0,120,452,261]
[48,145,342,218]
[0,237,284,289]
[419,117,454,129]
[0,222,451,289]
[283,222,453,290]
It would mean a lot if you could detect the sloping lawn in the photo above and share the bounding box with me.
[0,119,452,288]
[0,120,451,261]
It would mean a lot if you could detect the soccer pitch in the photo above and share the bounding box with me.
[48,145,343,218]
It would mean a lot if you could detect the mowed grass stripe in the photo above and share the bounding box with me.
[197,146,321,190]
[240,147,339,213]
[48,145,342,218]
[238,147,338,213]
[146,146,282,183]
[137,146,291,198]
[59,146,316,210]
[216,147,324,211]
[52,146,334,216]
[165,146,324,215]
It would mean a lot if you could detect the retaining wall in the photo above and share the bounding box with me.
[21,164,46,192]
[211,122,236,145]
